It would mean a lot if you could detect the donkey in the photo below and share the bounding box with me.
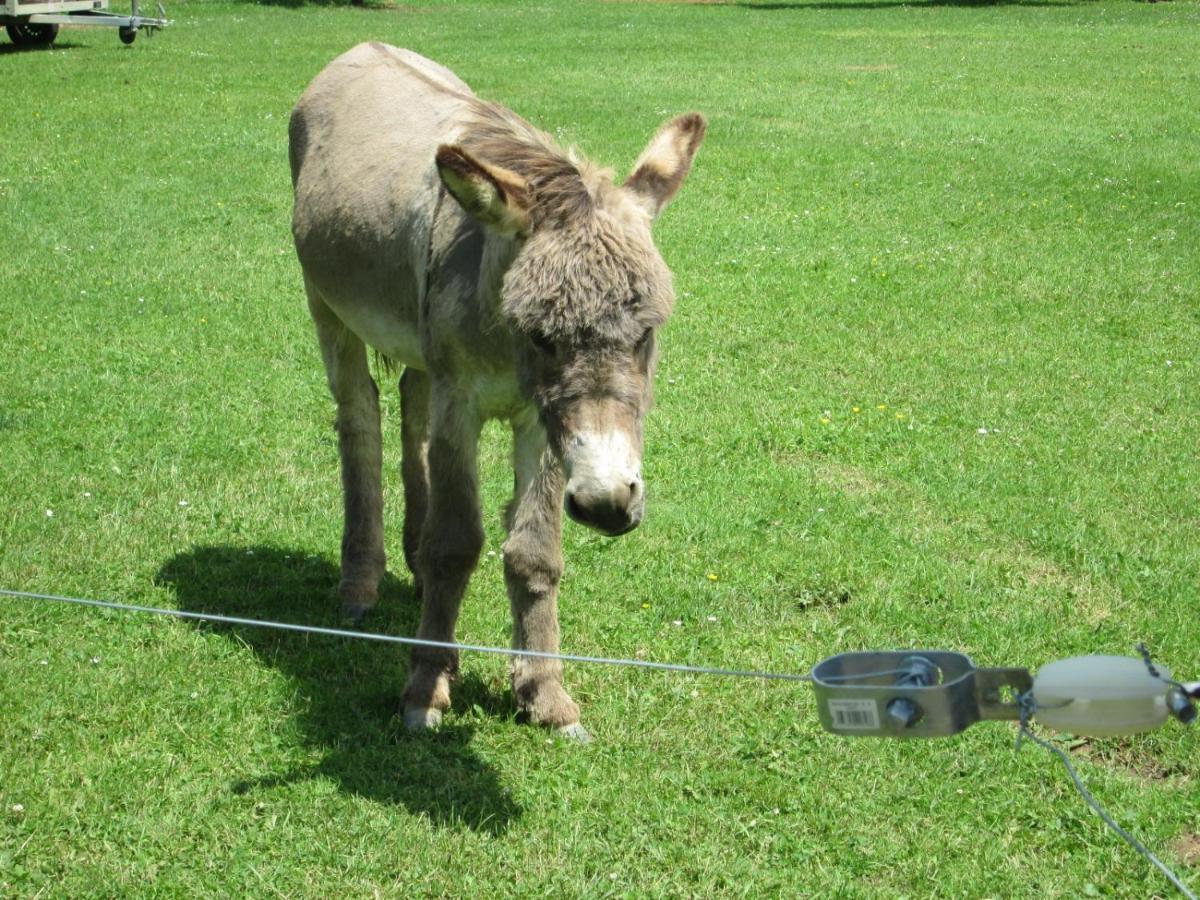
[289,43,705,740]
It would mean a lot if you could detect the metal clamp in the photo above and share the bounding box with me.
[811,650,1032,738]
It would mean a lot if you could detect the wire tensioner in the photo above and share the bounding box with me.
[811,650,1198,738]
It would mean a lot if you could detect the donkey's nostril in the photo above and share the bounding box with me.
[611,481,633,509]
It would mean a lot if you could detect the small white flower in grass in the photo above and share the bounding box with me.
[190,691,199,699]
[977,427,989,435]
[90,656,100,664]
[1166,360,1173,367]
[83,492,91,498]
[487,551,496,558]
[707,615,717,623]
[38,659,48,666]
[178,500,189,508]
[45,509,54,518]
[672,619,683,627]
[11,804,23,813]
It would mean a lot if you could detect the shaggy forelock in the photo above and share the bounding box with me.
[502,215,673,346]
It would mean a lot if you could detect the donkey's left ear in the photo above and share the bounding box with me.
[623,113,707,220]
[436,144,532,237]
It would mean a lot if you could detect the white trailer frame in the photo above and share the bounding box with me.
[2,0,169,45]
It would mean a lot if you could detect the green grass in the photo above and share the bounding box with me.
[2,0,1198,894]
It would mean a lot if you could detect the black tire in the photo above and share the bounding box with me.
[6,22,60,47]
[118,25,136,44]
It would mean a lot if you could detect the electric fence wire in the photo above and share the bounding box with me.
[0,588,813,683]
[1017,695,1197,900]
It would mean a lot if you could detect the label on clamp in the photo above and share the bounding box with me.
[826,699,880,730]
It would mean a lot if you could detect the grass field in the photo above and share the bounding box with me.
[2,0,1198,894]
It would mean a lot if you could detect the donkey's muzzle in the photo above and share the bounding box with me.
[565,481,644,537]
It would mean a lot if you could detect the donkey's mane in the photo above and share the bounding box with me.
[462,101,606,226]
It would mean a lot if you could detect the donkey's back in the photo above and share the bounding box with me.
[289,42,474,367]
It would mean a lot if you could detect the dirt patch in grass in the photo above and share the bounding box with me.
[791,583,853,612]
[1171,832,1200,866]
[1067,737,1190,783]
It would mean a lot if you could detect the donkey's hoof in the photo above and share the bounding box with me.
[557,722,592,744]
[340,602,372,625]
[403,706,443,732]
[339,582,378,625]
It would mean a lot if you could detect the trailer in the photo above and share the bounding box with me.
[2,0,168,47]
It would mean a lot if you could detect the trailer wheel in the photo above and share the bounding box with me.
[6,22,60,47]
[118,25,136,44]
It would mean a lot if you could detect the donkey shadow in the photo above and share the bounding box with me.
[155,545,521,833]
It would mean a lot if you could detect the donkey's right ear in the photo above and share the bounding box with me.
[623,113,707,220]
[436,145,532,237]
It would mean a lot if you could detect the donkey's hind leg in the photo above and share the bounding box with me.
[307,284,386,624]
[399,368,431,598]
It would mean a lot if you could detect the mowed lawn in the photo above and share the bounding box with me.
[1,0,1198,894]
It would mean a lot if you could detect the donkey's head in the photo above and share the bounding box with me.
[436,110,706,536]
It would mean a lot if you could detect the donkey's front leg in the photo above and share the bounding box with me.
[503,414,587,740]
[307,287,386,624]
[402,386,484,730]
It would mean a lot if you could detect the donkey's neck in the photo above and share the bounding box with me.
[477,231,519,309]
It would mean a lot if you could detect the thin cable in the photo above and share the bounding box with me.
[815,667,932,683]
[1018,698,1196,900]
[0,588,813,684]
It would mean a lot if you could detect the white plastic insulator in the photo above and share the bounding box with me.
[1032,655,1170,737]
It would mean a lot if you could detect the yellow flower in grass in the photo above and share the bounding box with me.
[706,573,719,582]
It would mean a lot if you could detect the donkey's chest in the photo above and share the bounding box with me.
[466,368,526,421]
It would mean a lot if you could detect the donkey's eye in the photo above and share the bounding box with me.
[530,332,557,357]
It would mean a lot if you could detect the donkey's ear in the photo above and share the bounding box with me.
[436,145,532,237]
[623,113,707,220]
